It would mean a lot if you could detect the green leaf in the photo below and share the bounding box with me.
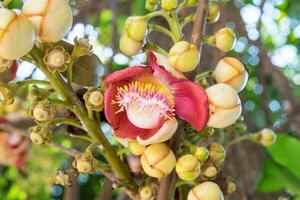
[257,160,300,196]
[267,134,300,179]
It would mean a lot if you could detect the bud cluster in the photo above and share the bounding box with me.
[72,151,96,174]
[29,125,51,145]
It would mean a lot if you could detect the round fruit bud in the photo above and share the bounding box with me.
[259,128,276,147]
[0,8,35,60]
[44,46,71,73]
[30,100,55,123]
[176,154,201,181]
[187,181,224,200]
[194,146,209,162]
[202,165,218,178]
[128,141,146,156]
[140,143,176,179]
[208,3,220,23]
[73,152,95,173]
[161,0,178,11]
[0,83,14,105]
[206,83,242,128]
[209,143,226,165]
[145,0,158,11]
[23,0,73,42]
[214,57,248,92]
[83,87,104,111]
[168,41,200,73]
[0,58,14,73]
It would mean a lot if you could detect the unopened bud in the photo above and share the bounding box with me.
[139,185,155,200]
[194,146,209,162]
[186,0,198,6]
[206,83,242,128]
[208,28,236,52]
[169,41,200,73]
[120,32,143,56]
[214,57,248,92]
[202,165,218,178]
[0,58,14,73]
[128,141,145,156]
[73,152,96,173]
[227,181,236,194]
[259,128,276,147]
[44,46,71,73]
[176,154,201,181]
[145,0,159,11]
[161,0,178,11]
[23,0,73,42]
[0,8,36,60]
[30,100,55,123]
[0,83,14,105]
[72,37,93,58]
[188,181,224,200]
[208,3,220,23]
[83,87,104,111]
[29,125,51,145]
[140,143,176,179]
[209,143,226,165]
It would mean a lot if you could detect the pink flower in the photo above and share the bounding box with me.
[104,52,209,145]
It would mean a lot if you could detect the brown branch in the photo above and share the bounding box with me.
[156,1,209,199]
[95,178,113,200]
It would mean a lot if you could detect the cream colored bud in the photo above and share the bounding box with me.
[30,132,44,145]
[208,3,220,23]
[214,57,248,92]
[125,16,147,42]
[44,46,71,72]
[128,141,145,156]
[188,181,224,200]
[168,41,200,72]
[83,87,104,111]
[206,83,242,128]
[0,8,35,60]
[0,58,14,73]
[202,165,218,178]
[227,182,237,194]
[0,83,14,105]
[77,161,93,173]
[209,143,226,165]
[176,154,201,181]
[139,186,154,200]
[140,143,176,179]
[214,28,236,52]
[120,32,143,56]
[259,128,276,147]
[194,146,209,162]
[89,91,103,107]
[23,0,73,42]
[73,152,95,173]
[161,0,178,10]
[54,170,71,186]
[72,37,93,58]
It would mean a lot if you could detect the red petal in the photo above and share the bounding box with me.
[172,80,209,131]
[104,66,152,85]
[147,51,178,84]
[104,82,125,129]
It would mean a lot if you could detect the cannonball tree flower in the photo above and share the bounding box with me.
[22,0,73,43]
[104,52,209,145]
[0,8,36,60]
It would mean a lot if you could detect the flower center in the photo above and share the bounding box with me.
[47,50,65,67]
[89,91,103,106]
[114,80,175,129]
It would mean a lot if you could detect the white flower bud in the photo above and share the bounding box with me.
[214,57,248,92]
[259,128,276,147]
[23,0,73,42]
[206,84,242,128]
[0,8,35,60]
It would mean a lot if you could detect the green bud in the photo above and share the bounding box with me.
[0,83,14,105]
[186,0,198,6]
[72,37,93,58]
[209,143,226,165]
[145,0,159,11]
[161,0,178,11]
[176,154,201,181]
[83,87,104,111]
[29,125,51,145]
[208,3,220,23]
[194,146,209,162]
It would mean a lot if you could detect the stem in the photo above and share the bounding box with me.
[180,14,195,30]
[150,24,177,43]
[16,79,51,87]
[49,98,72,107]
[195,70,213,83]
[66,60,74,87]
[226,133,258,148]
[28,46,137,191]
[52,118,84,130]
[145,41,168,56]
